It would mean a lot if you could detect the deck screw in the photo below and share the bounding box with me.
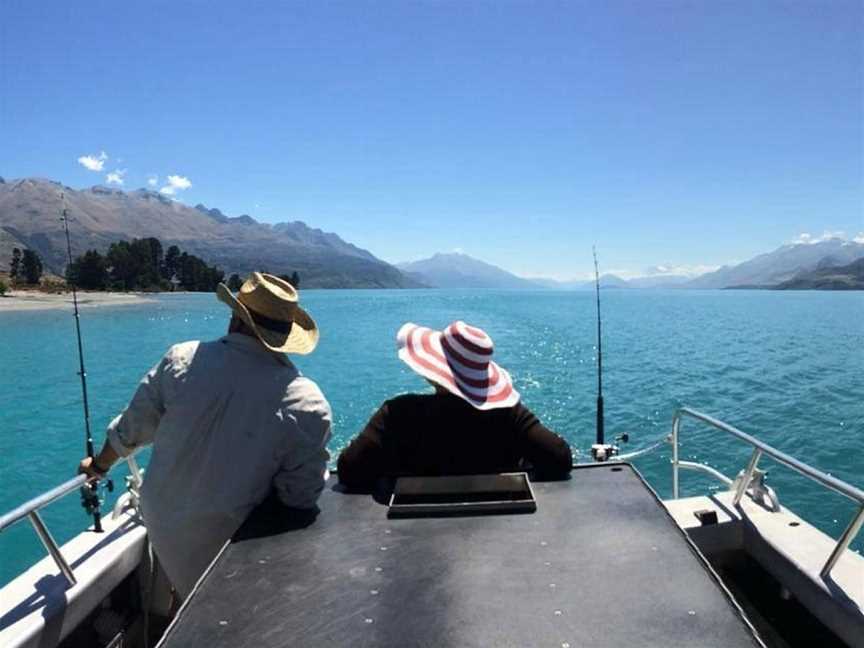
[219,620,228,626]
[688,610,696,616]
[364,618,374,624]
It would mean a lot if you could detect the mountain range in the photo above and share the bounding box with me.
[399,239,864,290]
[0,177,422,289]
[399,254,683,290]
[2,176,861,291]
[685,239,864,289]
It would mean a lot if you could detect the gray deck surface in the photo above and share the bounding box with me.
[159,464,763,647]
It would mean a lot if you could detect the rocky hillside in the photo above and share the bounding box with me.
[0,178,421,288]
[687,239,864,289]
[774,257,864,290]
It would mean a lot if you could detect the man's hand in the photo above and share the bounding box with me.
[77,441,120,480]
[78,456,107,480]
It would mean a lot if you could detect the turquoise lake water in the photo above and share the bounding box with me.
[1,289,862,586]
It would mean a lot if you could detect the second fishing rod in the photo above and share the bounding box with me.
[61,193,108,532]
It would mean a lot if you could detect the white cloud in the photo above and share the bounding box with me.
[792,230,846,245]
[854,232,864,244]
[159,174,192,195]
[147,174,159,188]
[77,151,108,172]
[105,169,126,186]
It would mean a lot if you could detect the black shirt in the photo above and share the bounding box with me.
[337,393,572,487]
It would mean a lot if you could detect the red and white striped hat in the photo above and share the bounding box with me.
[397,321,520,410]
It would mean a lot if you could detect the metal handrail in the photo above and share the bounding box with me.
[670,407,864,579]
[0,474,89,533]
[0,456,141,587]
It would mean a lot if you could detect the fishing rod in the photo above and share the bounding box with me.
[61,193,104,533]
[593,245,605,447]
[588,247,629,462]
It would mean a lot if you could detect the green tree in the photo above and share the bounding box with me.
[67,250,108,290]
[106,241,138,291]
[9,248,21,281]
[21,249,43,284]
[130,237,164,288]
[0,279,7,296]
[163,245,181,281]
[227,273,243,291]
[175,252,224,291]
[275,272,300,288]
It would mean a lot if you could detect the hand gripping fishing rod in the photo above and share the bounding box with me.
[61,193,104,532]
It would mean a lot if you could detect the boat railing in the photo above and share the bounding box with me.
[0,454,142,587]
[670,406,864,579]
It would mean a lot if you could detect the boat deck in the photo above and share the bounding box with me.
[158,464,764,647]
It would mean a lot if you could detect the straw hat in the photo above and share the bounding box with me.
[217,272,319,354]
[397,320,520,410]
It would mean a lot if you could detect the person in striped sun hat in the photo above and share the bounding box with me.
[337,320,572,487]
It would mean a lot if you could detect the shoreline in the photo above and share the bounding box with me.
[0,290,157,312]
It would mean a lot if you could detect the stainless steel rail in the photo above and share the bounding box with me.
[670,407,864,579]
[0,457,140,587]
[0,475,88,532]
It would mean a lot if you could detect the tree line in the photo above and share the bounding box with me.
[7,248,44,284]
[225,271,300,291]
[3,241,301,295]
[66,238,225,292]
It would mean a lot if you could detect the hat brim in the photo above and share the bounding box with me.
[396,323,519,410]
[217,283,319,354]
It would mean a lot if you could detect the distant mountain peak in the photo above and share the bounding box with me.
[194,203,229,222]
[398,252,537,289]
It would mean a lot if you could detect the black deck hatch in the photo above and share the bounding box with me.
[387,472,537,517]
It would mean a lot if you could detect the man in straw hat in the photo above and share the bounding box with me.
[78,273,331,599]
[337,321,572,487]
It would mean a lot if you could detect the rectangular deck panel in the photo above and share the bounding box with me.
[159,464,763,648]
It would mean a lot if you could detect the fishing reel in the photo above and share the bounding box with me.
[80,477,114,518]
[590,433,629,462]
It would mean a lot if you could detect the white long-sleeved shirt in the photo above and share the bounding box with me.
[106,333,331,596]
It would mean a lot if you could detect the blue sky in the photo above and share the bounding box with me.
[1,1,861,279]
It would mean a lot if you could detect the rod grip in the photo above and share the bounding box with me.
[596,395,605,445]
